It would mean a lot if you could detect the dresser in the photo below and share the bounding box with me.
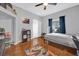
[22,30,31,43]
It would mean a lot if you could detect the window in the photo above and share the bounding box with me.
[52,19,60,33]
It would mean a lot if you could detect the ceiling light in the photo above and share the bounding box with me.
[43,3,48,6]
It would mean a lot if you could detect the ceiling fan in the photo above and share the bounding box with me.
[35,3,57,10]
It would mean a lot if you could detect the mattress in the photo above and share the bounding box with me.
[44,33,77,49]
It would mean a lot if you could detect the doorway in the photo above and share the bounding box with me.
[32,19,39,46]
[33,19,39,38]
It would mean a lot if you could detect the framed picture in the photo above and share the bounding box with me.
[22,18,30,24]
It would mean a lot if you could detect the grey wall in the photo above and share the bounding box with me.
[0,11,15,42]
[14,6,42,44]
[42,5,79,35]
[0,5,42,44]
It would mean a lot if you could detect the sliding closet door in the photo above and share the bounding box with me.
[59,16,66,34]
[48,19,52,33]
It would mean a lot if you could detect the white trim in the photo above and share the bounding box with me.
[14,40,22,45]
[14,36,41,45]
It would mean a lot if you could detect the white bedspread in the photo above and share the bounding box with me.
[45,33,77,48]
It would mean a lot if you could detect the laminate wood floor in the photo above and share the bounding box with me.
[4,37,77,56]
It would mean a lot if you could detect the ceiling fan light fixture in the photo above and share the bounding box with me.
[43,3,48,6]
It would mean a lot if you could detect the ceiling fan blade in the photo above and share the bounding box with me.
[44,6,46,10]
[48,3,57,5]
[35,3,43,7]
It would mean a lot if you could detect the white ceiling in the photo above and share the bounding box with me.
[13,3,79,17]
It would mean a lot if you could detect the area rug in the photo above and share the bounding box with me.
[25,44,48,56]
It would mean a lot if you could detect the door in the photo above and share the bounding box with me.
[32,19,39,46]
[33,19,39,38]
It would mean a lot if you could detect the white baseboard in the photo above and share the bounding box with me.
[14,36,41,45]
[14,40,22,45]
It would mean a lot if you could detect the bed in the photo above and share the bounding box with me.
[44,33,77,49]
